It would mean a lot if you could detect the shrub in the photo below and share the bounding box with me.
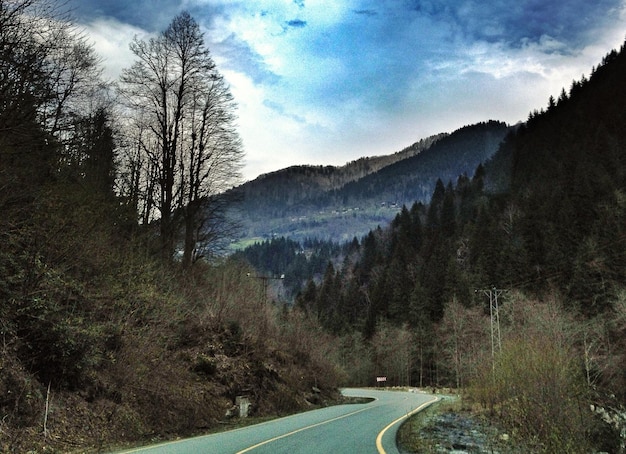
[469,297,592,453]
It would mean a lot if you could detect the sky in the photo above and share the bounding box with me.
[68,0,626,181]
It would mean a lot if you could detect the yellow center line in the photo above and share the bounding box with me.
[236,405,377,453]
[375,395,439,454]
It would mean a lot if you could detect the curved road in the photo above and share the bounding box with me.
[114,388,438,454]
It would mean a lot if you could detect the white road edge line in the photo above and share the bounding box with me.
[115,394,379,454]
[236,404,377,453]
[375,395,440,454]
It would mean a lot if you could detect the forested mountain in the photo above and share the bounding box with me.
[238,132,445,209]
[332,120,510,205]
[266,41,626,451]
[230,121,510,244]
[283,42,626,332]
[290,39,626,361]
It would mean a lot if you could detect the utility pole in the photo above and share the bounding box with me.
[247,273,285,335]
[475,287,506,367]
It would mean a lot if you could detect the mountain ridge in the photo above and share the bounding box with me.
[238,132,446,202]
[229,120,510,244]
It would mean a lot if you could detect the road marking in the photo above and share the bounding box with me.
[236,405,376,453]
[114,397,379,454]
[375,395,439,454]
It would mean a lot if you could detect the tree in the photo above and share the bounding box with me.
[1,0,102,194]
[470,296,592,453]
[40,21,103,142]
[371,320,413,386]
[181,69,243,264]
[437,297,486,388]
[0,0,124,397]
[79,108,117,197]
[120,12,243,264]
[1,0,114,250]
[408,280,435,386]
[316,262,339,328]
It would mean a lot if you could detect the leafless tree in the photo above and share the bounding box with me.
[1,0,107,206]
[180,71,242,265]
[119,12,243,264]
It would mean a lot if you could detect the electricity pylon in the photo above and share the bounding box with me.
[476,287,507,367]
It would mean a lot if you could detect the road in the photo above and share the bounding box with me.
[113,388,438,454]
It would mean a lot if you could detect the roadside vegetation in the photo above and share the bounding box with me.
[1,248,345,451]
[397,292,626,453]
[0,2,343,451]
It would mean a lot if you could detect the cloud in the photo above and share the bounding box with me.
[353,9,377,17]
[210,32,279,85]
[406,0,624,49]
[285,19,307,28]
[82,18,153,80]
[68,0,626,180]
[70,0,183,31]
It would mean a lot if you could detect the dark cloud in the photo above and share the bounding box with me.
[406,0,623,50]
[286,19,307,28]
[353,9,378,17]
[213,34,279,85]
[68,0,183,31]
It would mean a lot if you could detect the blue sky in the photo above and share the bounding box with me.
[69,0,626,181]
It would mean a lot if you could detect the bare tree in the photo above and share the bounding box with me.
[120,12,243,264]
[371,320,413,386]
[1,0,108,203]
[40,25,103,141]
[181,71,243,265]
[437,297,487,389]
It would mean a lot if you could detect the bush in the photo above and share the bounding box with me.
[469,298,592,453]
[0,354,43,428]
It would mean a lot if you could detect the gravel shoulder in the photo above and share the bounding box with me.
[397,395,517,454]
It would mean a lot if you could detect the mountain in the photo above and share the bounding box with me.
[276,41,626,451]
[232,132,445,219]
[229,120,510,244]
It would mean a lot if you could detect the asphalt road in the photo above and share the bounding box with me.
[113,388,438,454]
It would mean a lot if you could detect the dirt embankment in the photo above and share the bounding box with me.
[1,317,341,453]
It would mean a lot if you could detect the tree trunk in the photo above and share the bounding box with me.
[182,203,198,268]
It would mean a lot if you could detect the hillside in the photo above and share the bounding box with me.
[0,4,343,452]
[241,132,446,203]
[271,41,626,452]
[230,121,510,244]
